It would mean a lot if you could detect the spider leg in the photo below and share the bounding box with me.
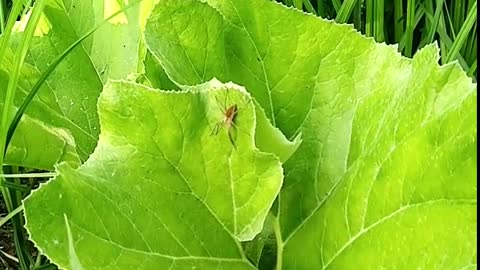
[215,95,226,114]
[231,122,251,137]
[227,128,237,149]
[210,122,222,136]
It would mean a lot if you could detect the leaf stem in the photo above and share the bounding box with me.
[273,216,283,270]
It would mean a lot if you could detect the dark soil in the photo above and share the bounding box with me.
[0,193,17,270]
[1,172,47,270]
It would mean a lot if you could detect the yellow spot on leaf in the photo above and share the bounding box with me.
[104,0,128,25]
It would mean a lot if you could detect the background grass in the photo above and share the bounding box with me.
[276,0,477,80]
[0,0,477,269]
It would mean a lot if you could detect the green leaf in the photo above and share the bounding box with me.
[144,0,477,269]
[4,113,80,170]
[0,68,81,170]
[143,48,180,90]
[24,80,282,268]
[145,0,301,163]
[181,79,302,164]
[1,0,149,164]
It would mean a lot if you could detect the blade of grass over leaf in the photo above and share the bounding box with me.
[0,0,32,69]
[4,0,147,153]
[446,1,476,63]
[1,1,47,269]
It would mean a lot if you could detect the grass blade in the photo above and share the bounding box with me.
[423,0,445,47]
[0,204,24,228]
[303,0,316,15]
[1,180,30,193]
[365,0,373,36]
[446,1,476,63]
[404,0,416,57]
[467,59,476,78]
[353,0,362,30]
[336,0,357,23]
[393,0,404,43]
[452,0,465,34]
[5,0,146,152]
[317,0,326,17]
[331,0,342,13]
[0,0,32,66]
[0,0,47,268]
[373,0,385,42]
[0,0,5,33]
[1,172,57,178]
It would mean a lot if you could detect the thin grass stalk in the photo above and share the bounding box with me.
[303,0,316,14]
[5,0,147,151]
[365,0,373,36]
[0,0,5,32]
[452,0,465,34]
[0,0,32,65]
[0,204,24,228]
[336,0,357,24]
[404,0,416,57]
[446,1,476,63]
[353,0,362,30]
[331,0,341,12]
[393,0,404,43]
[443,1,456,38]
[467,59,476,78]
[373,0,384,42]
[317,0,326,17]
[0,0,47,268]
[425,0,445,46]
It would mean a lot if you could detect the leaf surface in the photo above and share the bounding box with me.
[144,0,477,269]
[24,80,282,268]
[1,0,150,165]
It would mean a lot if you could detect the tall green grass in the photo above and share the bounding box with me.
[277,0,477,80]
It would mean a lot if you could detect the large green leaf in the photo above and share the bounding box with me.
[24,80,282,268]
[144,0,477,269]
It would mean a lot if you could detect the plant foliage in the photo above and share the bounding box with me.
[0,0,476,269]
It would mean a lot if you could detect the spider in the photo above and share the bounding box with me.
[210,91,251,149]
